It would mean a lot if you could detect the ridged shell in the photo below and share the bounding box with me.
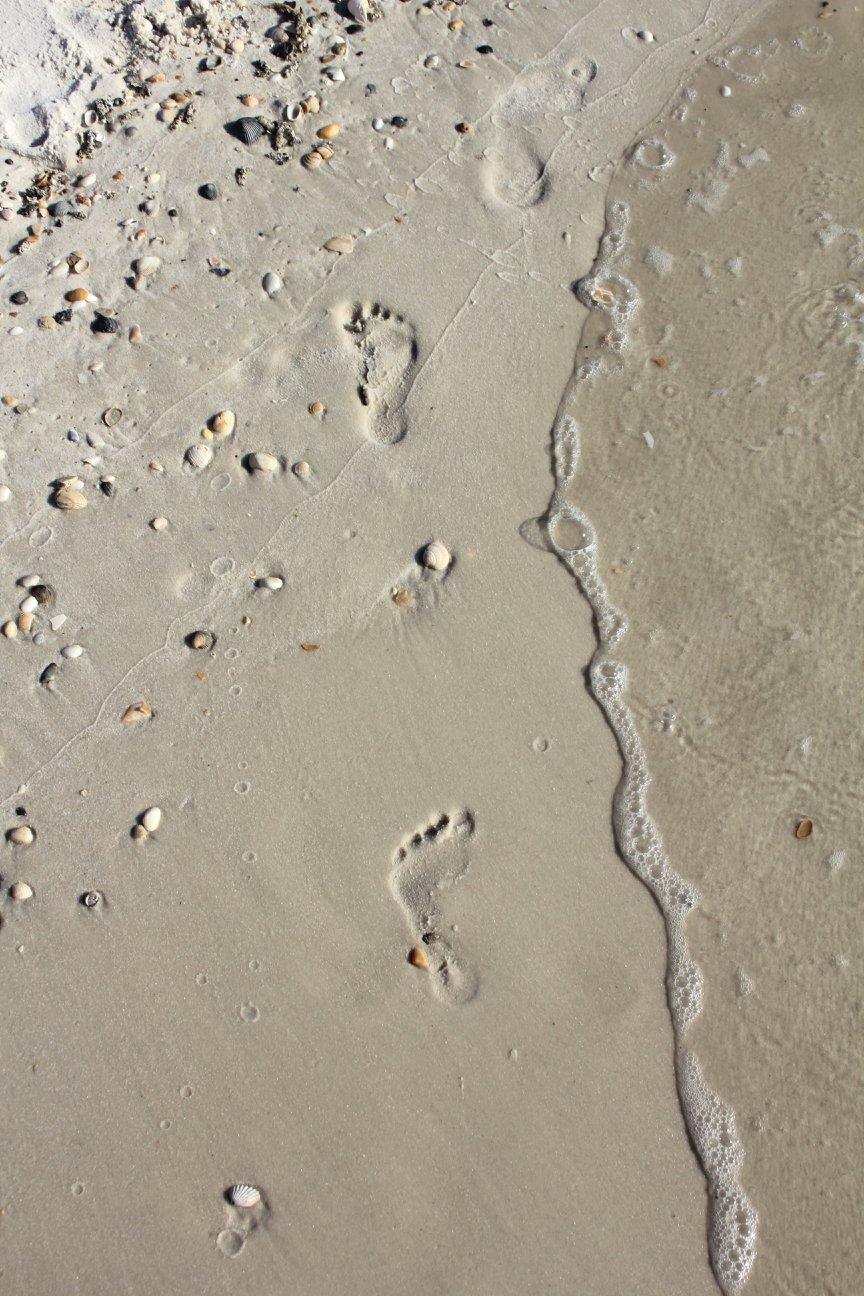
[228,1184,261,1208]
[185,443,213,471]
[236,117,265,145]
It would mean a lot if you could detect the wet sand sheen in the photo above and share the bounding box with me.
[0,2,859,1294]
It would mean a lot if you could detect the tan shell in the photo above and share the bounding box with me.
[422,541,451,572]
[317,123,340,140]
[210,410,235,439]
[132,255,161,278]
[53,484,87,511]
[9,881,34,902]
[7,825,35,846]
[408,946,429,969]
[323,235,353,255]
[122,700,152,724]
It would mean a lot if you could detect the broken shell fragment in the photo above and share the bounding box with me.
[408,946,429,969]
[122,700,152,724]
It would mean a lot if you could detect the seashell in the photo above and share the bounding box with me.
[235,117,265,145]
[210,410,235,439]
[228,1184,261,1208]
[408,946,429,969]
[303,95,320,115]
[140,807,162,833]
[317,123,340,141]
[262,271,282,297]
[121,700,152,724]
[248,451,280,473]
[185,443,213,471]
[323,236,353,255]
[82,109,97,127]
[284,102,304,122]
[65,287,91,303]
[302,151,323,169]
[325,66,345,83]
[102,406,123,427]
[52,484,87,511]
[256,575,284,591]
[316,144,334,162]
[308,401,326,417]
[81,890,102,908]
[9,881,34,902]
[92,313,121,335]
[61,644,84,659]
[132,255,161,278]
[292,460,311,479]
[347,0,368,22]
[2,620,16,638]
[187,630,215,651]
[422,541,451,572]
[7,824,34,845]
[48,258,70,278]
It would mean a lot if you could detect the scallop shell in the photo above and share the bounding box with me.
[228,1184,261,1208]
[185,443,213,471]
[236,117,265,145]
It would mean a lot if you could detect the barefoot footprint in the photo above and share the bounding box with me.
[389,810,478,1005]
[341,302,418,445]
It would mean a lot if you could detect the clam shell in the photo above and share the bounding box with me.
[228,1184,261,1208]
[284,102,303,122]
[236,117,265,145]
[141,806,162,833]
[210,410,235,439]
[185,443,213,471]
[262,271,282,297]
[248,451,280,473]
[347,0,368,22]
[52,484,87,511]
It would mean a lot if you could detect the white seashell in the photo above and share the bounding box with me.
[52,484,87,511]
[9,881,34,901]
[325,66,346,83]
[61,644,84,659]
[48,258,70,277]
[262,271,282,297]
[284,102,304,122]
[18,574,41,589]
[141,806,162,833]
[210,410,235,439]
[185,443,213,471]
[228,1184,261,1208]
[422,541,451,571]
[257,575,284,591]
[249,451,280,473]
[19,595,38,614]
[7,825,35,846]
[132,255,161,278]
[347,0,368,21]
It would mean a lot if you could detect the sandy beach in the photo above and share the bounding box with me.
[0,2,860,1294]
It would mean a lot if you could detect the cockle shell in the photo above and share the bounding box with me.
[185,443,213,471]
[235,117,265,145]
[228,1184,261,1208]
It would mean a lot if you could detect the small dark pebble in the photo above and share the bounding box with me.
[80,890,102,909]
[365,83,377,95]
[198,183,219,200]
[391,115,408,128]
[92,313,121,334]
[39,662,58,687]
[100,479,116,498]
[167,207,179,218]
[477,44,493,54]
[10,290,28,305]
[54,309,73,324]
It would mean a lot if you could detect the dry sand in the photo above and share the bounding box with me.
[0,2,860,1294]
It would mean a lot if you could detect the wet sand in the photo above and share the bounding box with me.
[0,2,860,1294]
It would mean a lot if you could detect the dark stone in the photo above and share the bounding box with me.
[391,115,408,128]
[92,313,121,334]
[10,290,28,305]
[199,182,219,200]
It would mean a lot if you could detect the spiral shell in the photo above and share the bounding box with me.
[227,1184,261,1208]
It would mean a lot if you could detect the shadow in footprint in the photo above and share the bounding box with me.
[339,301,419,445]
[389,810,478,1006]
